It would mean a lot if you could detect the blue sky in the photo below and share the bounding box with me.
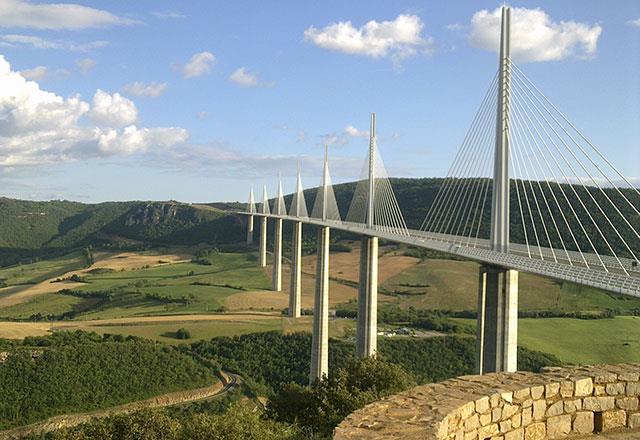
[0,0,639,203]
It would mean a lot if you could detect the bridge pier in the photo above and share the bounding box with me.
[259,216,267,267]
[476,265,518,374]
[356,236,378,358]
[310,226,330,383]
[272,218,283,291]
[289,221,302,318]
[246,215,254,245]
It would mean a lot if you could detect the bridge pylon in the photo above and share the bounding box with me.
[310,145,333,383]
[246,187,255,245]
[289,165,307,318]
[357,113,379,359]
[478,6,519,374]
[259,184,269,267]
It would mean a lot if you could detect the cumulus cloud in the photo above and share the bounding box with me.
[122,81,167,98]
[88,90,138,127]
[303,14,434,65]
[344,125,368,138]
[629,19,640,28]
[469,7,602,62]
[0,34,108,51]
[0,0,138,30]
[228,67,269,87]
[0,55,188,167]
[76,57,96,74]
[19,65,47,80]
[183,51,215,78]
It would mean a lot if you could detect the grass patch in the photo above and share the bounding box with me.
[0,251,85,287]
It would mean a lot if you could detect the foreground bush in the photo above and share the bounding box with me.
[268,358,416,436]
[23,403,309,440]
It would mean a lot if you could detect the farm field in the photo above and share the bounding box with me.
[381,257,640,313]
[0,251,85,288]
[452,316,640,365]
[0,314,356,343]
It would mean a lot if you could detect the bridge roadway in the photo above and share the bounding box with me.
[241,212,640,298]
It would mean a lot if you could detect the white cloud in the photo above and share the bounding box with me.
[19,65,47,80]
[0,55,188,167]
[76,57,96,74]
[0,0,137,30]
[469,7,602,62]
[344,125,368,138]
[88,90,138,127]
[629,18,640,28]
[183,51,215,78]
[152,10,185,19]
[122,81,168,98]
[303,14,434,64]
[0,34,108,51]
[229,67,259,87]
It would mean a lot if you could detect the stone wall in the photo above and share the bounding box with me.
[334,364,640,440]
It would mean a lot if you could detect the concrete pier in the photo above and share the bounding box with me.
[246,215,254,245]
[272,218,283,291]
[356,236,378,358]
[476,265,518,374]
[289,221,302,318]
[259,216,267,267]
[310,226,330,383]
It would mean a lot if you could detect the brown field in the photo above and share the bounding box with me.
[0,250,191,309]
[225,243,419,310]
[0,313,355,342]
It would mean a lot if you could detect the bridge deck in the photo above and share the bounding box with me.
[240,213,640,298]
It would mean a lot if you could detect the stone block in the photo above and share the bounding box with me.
[511,413,522,429]
[490,394,502,408]
[530,386,544,400]
[595,372,617,383]
[524,422,546,440]
[499,420,511,432]
[583,396,615,411]
[513,388,530,403]
[480,412,492,426]
[594,385,606,396]
[546,401,563,417]
[574,378,593,397]
[521,407,532,427]
[601,410,626,431]
[465,431,478,440]
[476,396,490,414]
[465,414,480,431]
[606,382,625,396]
[532,400,546,421]
[627,382,640,396]
[616,396,639,411]
[502,404,519,420]
[629,412,640,429]
[546,414,571,439]
[560,381,574,398]
[573,411,594,435]
[545,383,559,399]
[618,371,640,382]
[504,428,524,440]
[492,407,502,423]
[564,399,582,413]
[501,392,513,404]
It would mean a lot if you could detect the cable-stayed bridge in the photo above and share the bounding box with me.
[239,7,640,382]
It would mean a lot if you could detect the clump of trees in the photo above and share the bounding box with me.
[268,358,416,436]
[0,331,215,430]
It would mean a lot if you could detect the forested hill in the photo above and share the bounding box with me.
[0,198,242,265]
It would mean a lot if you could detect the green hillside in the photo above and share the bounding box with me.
[0,198,243,266]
